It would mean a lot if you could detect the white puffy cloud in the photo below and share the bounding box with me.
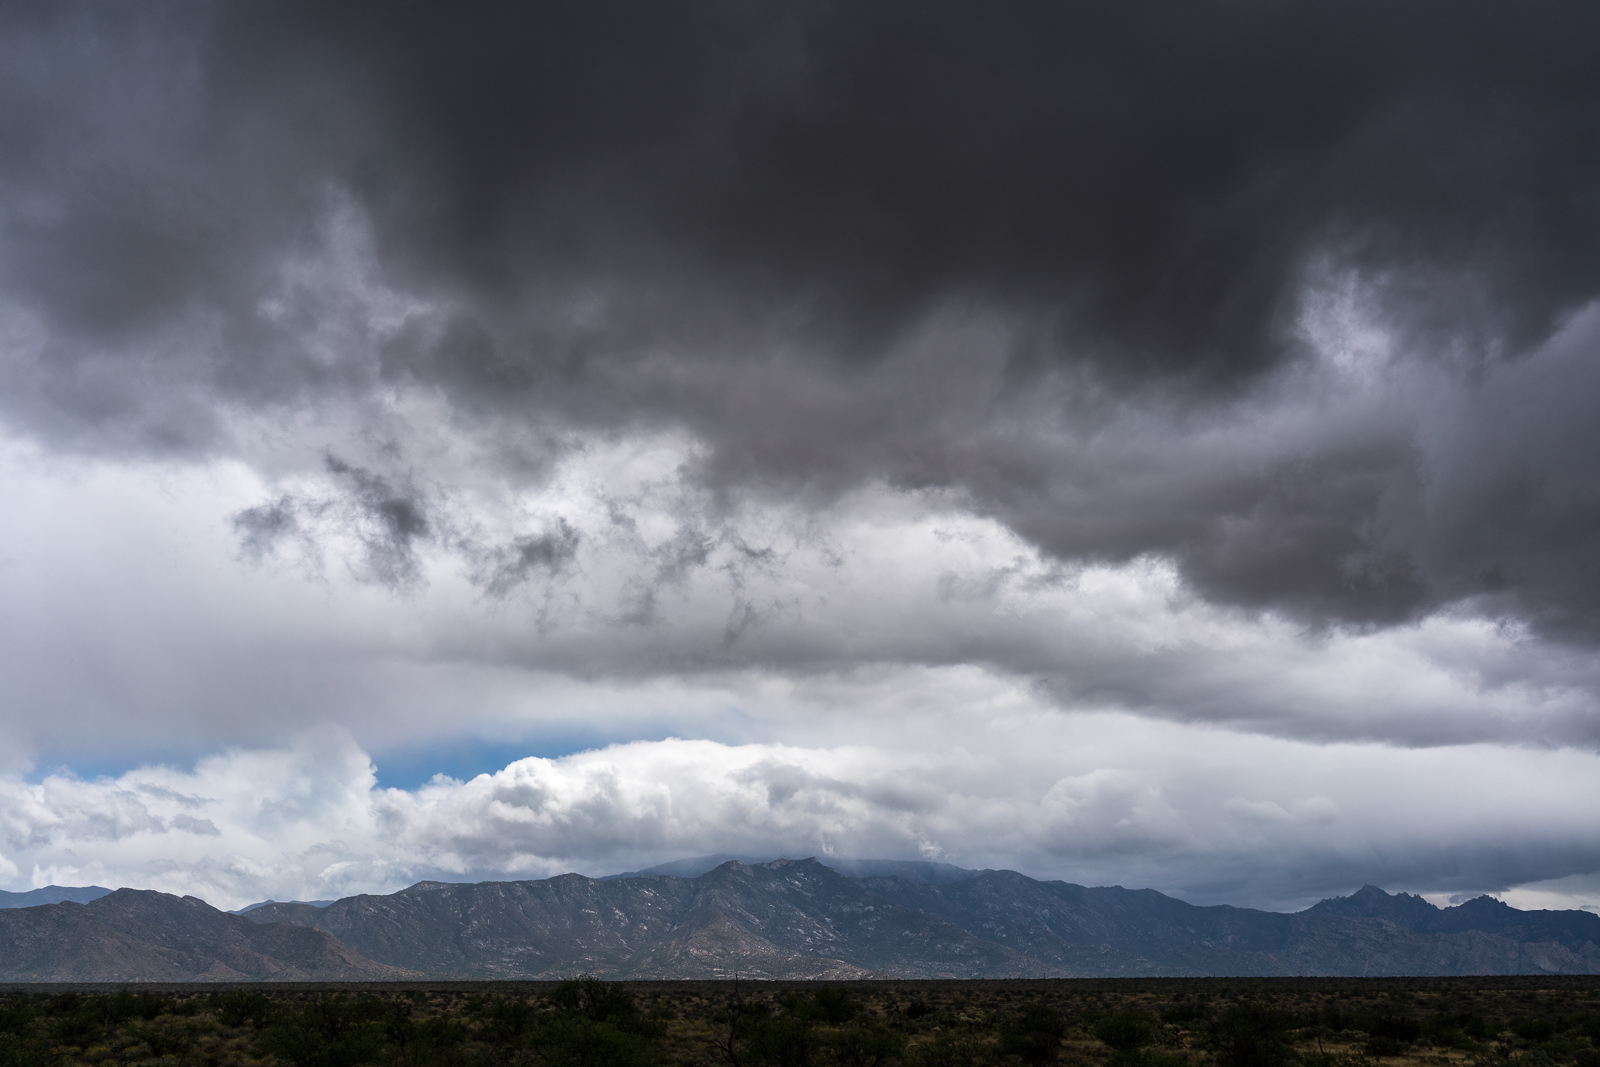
[3,725,1598,914]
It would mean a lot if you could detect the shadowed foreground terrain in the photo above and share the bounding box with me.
[0,976,1597,1067]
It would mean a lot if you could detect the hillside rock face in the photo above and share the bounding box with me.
[245,859,1600,979]
[250,859,1043,979]
[865,875,1600,977]
[6,861,1599,980]
[0,889,415,981]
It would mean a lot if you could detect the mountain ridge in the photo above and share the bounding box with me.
[0,889,416,981]
[0,885,113,909]
[4,859,1597,980]
[243,858,1600,979]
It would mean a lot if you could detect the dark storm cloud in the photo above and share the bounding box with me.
[232,496,302,567]
[5,0,1600,633]
[321,455,433,589]
[232,457,592,599]
[469,520,582,600]
[229,456,435,589]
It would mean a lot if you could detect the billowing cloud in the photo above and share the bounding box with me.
[1,2,1598,909]
[3,1,1600,628]
[2,435,1597,766]
[3,728,1598,914]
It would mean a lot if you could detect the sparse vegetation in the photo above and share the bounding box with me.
[0,977,1595,1067]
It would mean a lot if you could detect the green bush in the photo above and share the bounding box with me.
[479,996,538,1041]
[1095,1012,1158,1053]
[549,977,642,1024]
[743,1014,814,1067]
[259,999,387,1067]
[908,1031,984,1067]
[1162,1005,1205,1027]
[998,1003,1066,1066]
[213,991,275,1028]
[129,1021,197,1057]
[1367,1017,1421,1045]
[824,1020,905,1067]
[1513,1020,1557,1044]
[1201,1004,1296,1067]
[809,989,862,1027]
[528,977,662,1067]
[0,1002,34,1039]
[0,1034,49,1067]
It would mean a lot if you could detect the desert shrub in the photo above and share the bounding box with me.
[998,1003,1066,1066]
[213,991,275,1028]
[479,996,538,1041]
[168,998,202,1018]
[1300,1052,1373,1067]
[46,994,81,1017]
[529,978,662,1067]
[908,1031,985,1067]
[0,1034,49,1067]
[0,1002,34,1038]
[1201,1004,1295,1067]
[1095,1012,1159,1053]
[548,977,641,1025]
[49,1006,101,1046]
[1161,1005,1205,1027]
[1514,1020,1557,1044]
[531,1013,655,1067]
[1421,1015,1471,1049]
[812,989,864,1027]
[742,1014,815,1067]
[259,1000,386,1067]
[1367,1017,1421,1044]
[823,1020,905,1067]
[129,1021,198,1057]
[1363,1036,1406,1058]
[414,1015,466,1051]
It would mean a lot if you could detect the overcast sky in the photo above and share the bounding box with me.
[2,0,1599,914]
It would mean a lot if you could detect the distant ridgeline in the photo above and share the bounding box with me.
[1,859,1597,981]
[0,885,111,909]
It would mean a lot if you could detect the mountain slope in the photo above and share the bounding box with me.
[0,885,112,908]
[858,871,1289,975]
[9,861,1599,980]
[0,889,416,981]
[249,858,1044,979]
[859,874,1600,976]
[1308,885,1600,948]
[244,860,1600,978]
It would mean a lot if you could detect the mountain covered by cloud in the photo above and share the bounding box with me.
[0,2,1598,912]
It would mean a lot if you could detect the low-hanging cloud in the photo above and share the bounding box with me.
[3,728,1598,914]
[2,434,1597,765]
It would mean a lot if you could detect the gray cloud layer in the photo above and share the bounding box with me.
[3,2,1600,910]
[3,0,1600,640]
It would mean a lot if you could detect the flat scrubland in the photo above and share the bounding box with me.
[1,976,1597,1067]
